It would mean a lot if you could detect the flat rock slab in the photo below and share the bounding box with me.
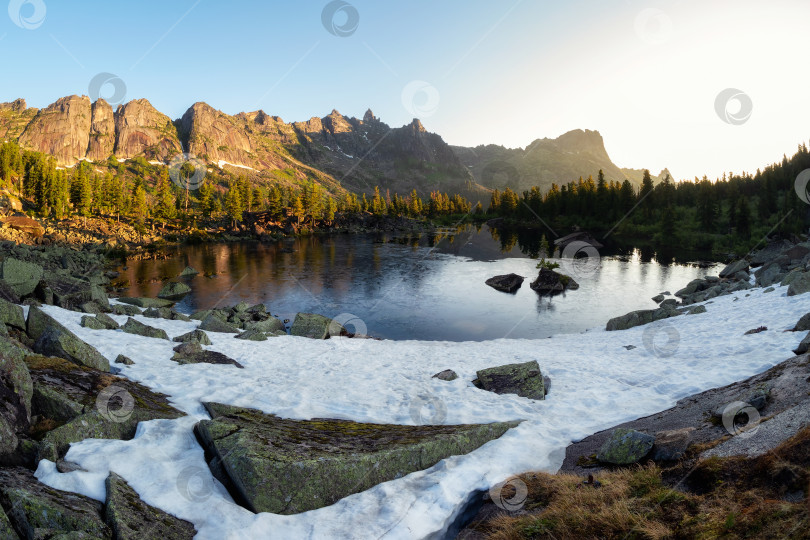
[121,318,169,340]
[115,297,174,309]
[475,360,545,400]
[485,273,524,293]
[27,306,110,372]
[194,402,521,515]
[0,467,111,539]
[105,472,195,540]
[24,354,183,459]
[702,398,810,460]
[170,350,243,369]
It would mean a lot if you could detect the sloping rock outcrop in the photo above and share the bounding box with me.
[194,402,521,515]
[27,306,111,372]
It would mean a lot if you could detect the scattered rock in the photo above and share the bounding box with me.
[719,259,749,278]
[115,354,134,365]
[432,369,458,381]
[27,306,111,372]
[121,317,169,340]
[244,316,285,334]
[596,428,654,465]
[792,313,810,332]
[687,305,707,315]
[0,257,43,297]
[606,305,681,331]
[744,326,767,335]
[171,350,243,369]
[179,266,199,277]
[80,314,107,330]
[0,341,33,458]
[651,294,665,304]
[786,271,810,296]
[0,297,25,330]
[172,329,212,345]
[112,303,141,316]
[651,427,694,461]
[157,281,192,299]
[235,328,267,341]
[794,333,810,355]
[199,314,239,334]
[115,297,174,309]
[485,273,524,293]
[193,402,521,514]
[290,313,343,339]
[475,361,545,400]
[105,472,196,539]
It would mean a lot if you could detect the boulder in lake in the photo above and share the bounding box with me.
[597,428,654,465]
[27,306,110,372]
[193,402,521,514]
[105,472,196,539]
[475,360,545,400]
[529,268,579,295]
[179,266,199,277]
[121,317,169,340]
[485,273,524,293]
[157,281,192,299]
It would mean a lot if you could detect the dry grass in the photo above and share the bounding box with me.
[468,429,810,539]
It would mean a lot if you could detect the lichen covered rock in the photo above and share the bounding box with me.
[475,361,545,400]
[597,428,654,465]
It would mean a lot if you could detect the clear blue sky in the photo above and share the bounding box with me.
[2,0,809,180]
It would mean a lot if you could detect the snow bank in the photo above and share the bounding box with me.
[34,285,808,539]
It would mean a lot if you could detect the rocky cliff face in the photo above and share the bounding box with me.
[18,96,92,166]
[0,99,38,141]
[113,99,181,161]
[452,129,657,193]
[87,99,114,161]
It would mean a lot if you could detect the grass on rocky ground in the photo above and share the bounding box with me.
[469,428,810,539]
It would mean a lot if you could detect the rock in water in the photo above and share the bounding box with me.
[105,472,196,539]
[290,313,343,339]
[193,402,521,514]
[597,428,654,465]
[27,306,111,372]
[475,361,545,400]
[157,281,192,299]
[121,317,169,340]
[529,268,578,295]
[485,273,524,293]
[0,467,111,538]
[0,257,43,297]
[179,266,199,277]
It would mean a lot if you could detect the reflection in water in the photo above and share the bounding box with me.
[117,226,720,342]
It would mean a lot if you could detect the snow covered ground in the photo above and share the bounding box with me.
[33,284,809,539]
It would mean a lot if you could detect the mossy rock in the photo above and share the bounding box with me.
[178,266,199,277]
[114,355,134,366]
[0,503,16,540]
[0,258,43,297]
[111,304,141,317]
[171,350,243,369]
[244,316,285,334]
[0,467,111,539]
[27,306,110,372]
[115,297,174,309]
[24,354,183,459]
[172,329,212,346]
[289,313,342,339]
[121,318,169,341]
[198,314,239,334]
[104,472,195,540]
[0,341,33,454]
[0,297,25,330]
[597,428,655,465]
[235,329,267,341]
[475,361,545,400]
[194,402,521,515]
[157,282,191,300]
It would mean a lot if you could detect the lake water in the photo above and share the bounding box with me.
[116,226,720,341]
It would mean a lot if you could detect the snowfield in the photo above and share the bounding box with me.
[34,284,809,539]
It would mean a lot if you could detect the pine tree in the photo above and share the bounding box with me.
[225,180,243,226]
[155,171,176,229]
